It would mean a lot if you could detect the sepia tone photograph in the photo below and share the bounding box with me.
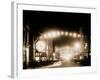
[23,10,91,69]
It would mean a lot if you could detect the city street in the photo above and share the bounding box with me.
[23,10,91,69]
[41,61,80,68]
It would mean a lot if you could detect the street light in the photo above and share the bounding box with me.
[65,31,68,36]
[73,32,77,38]
[69,32,73,37]
[43,34,47,39]
[41,30,61,39]
[47,32,53,38]
[60,31,64,35]
[56,31,60,36]
[77,34,81,38]
[51,31,58,38]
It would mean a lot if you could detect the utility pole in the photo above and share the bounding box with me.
[79,27,84,53]
[23,26,30,68]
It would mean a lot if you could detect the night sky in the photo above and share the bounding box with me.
[23,10,91,47]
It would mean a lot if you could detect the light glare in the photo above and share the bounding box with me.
[69,32,73,37]
[77,34,81,38]
[61,31,64,35]
[73,42,81,51]
[65,32,68,36]
[73,33,77,38]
